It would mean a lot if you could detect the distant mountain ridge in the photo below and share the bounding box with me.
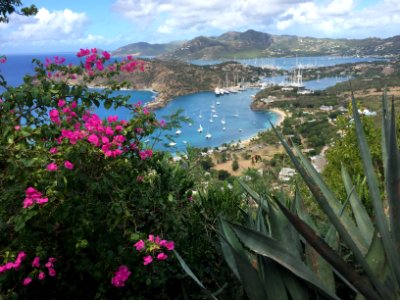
[112,29,400,59]
[112,41,184,57]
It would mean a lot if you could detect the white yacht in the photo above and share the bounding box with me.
[168,142,177,147]
[176,129,182,135]
[205,127,212,139]
[197,124,203,133]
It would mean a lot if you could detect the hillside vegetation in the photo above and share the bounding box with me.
[112,29,400,60]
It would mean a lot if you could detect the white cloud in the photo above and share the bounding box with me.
[112,0,308,34]
[112,0,400,39]
[275,0,400,37]
[0,8,88,43]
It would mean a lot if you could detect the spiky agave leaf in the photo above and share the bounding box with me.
[351,93,400,289]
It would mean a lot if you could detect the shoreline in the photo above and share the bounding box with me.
[236,108,286,148]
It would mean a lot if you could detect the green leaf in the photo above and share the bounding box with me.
[293,144,367,254]
[267,199,301,258]
[230,243,268,300]
[351,93,400,287]
[258,257,289,300]
[228,222,340,300]
[271,121,389,298]
[272,199,387,300]
[238,179,269,212]
[173,250,218,300]
[386,99,400,255]
[341,164,373,246]
[104,100,112,110]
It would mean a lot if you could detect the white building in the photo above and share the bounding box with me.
[279,168,296,181]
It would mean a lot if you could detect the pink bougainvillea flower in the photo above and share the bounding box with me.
[46,162,58,171]
[157,253,168,261]
[36,197,48,205]
[164,241,175,251]
[102,51,111,60]
[58,99,66,107]
[111,265,131,287]
[23,198,34,208]
[134,240,145,251]
[48,268,56,277]
[22,277,32,286]
[49,147,58,154]
[14,125,21,130]
[107,116,118,123]
[64,160,74,170]
[23,187,48,208]
[49,109,60,124]
[143,255,153,266]
[87,134,99,146]
[38,271,45,280]
[32,256,40,268]
[96,60,104,71]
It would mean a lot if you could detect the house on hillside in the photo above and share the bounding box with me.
[279,168,296,181]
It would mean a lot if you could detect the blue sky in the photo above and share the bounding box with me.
[0,0,399,54]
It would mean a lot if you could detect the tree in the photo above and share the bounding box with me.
[0,0,37,23]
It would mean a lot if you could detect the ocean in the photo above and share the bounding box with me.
[0,53,383,151]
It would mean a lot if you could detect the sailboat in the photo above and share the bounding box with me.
[233,110,239,117]
[197,124,203,133]
[176,129,182,135]
[198,110,202,118]
[205,127,212,139]
[221,117,226,125]
[168,142,177,147]
[209,112,213,123]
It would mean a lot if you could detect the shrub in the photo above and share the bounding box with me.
[232,160,239,171]
[0,50,236,299]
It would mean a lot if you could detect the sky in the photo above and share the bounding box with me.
[0,0,399,54]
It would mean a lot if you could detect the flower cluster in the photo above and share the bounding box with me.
[0,56,6,64]
[49,100,156,160]
[111,265,131,287]
[134,235,175,266]
[46,161,74,172]
[23,187,48,208]
[76,48,111,75]
[22,256,57,286]
[0,251,26,274]
[44,56,66,68]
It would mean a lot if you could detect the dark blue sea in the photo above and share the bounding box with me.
[0,53,383,151]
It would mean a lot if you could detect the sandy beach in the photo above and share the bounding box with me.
[237,107,286,147]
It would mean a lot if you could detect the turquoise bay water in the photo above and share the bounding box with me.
[93,89,278,152]
[190,56,386,70]
[0,54,384,150]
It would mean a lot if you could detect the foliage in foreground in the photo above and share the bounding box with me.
[0,50,241,299]
[216,91,400,299]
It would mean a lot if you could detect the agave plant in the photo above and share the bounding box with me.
[218,92,400,299]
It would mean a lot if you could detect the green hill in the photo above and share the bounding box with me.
[112,29,400,59]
